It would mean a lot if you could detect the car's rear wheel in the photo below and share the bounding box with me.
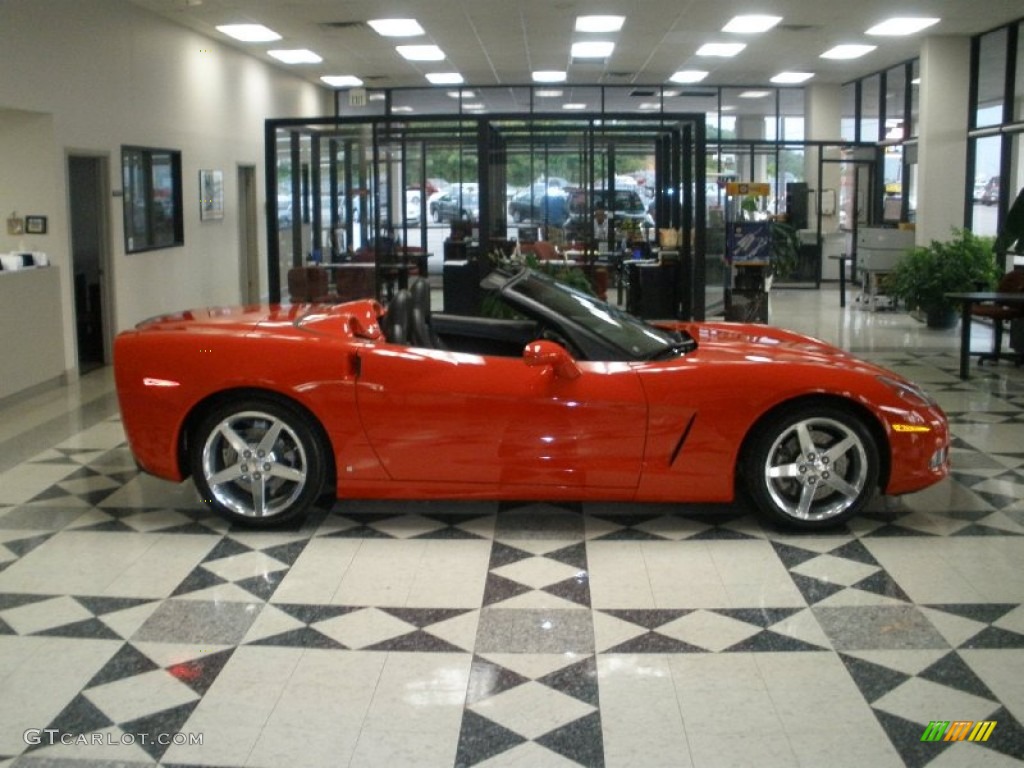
[744,405,879,530]
[191,398,326,527]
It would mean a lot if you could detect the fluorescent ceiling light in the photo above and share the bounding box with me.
[696,43,746,57]
[425,72,464,85]
[463,103,485,110]
[533,71,567,83]
[821,44,877,60]
[571,41,615,58]
[669,70,708,84]
[216,24,281,42]
[397,45,445,61]
[562,103,588,110]
[268,49,322,64]
[446,90,477,98]
[368,19,424,37]
[638,102,661,110]
[320,75,364,87]
[392,106,414,113]
[575,15,625,33]
[866,17,940,36]
[722,15,781,34]
[535,88,564,97]
[739,90,771,99]
[771,71,814,84]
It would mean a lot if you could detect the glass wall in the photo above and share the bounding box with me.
[967,19,1023,248]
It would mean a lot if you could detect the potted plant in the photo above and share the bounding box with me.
[888,228,999,328]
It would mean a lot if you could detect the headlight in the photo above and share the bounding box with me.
[877,375,938,408]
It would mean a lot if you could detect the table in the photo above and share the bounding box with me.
[945,291,1024,379]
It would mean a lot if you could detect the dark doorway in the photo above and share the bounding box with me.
[68,155,109,372]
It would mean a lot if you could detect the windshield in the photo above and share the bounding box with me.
[504,270,684,360]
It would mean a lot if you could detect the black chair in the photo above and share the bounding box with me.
[410,278,444,349]
[382,289,412,344]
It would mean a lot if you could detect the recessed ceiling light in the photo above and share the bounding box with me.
[638,102,661,110]
[575,15,625,33]
[771,72,814,84]
[669,70,709,84]
[216,24,281,42]
[397,45,445,61]
[572,41,615,58]
[368,19,425,37]
[696,43,746,57]
[722,15,782,34]
[320,75,364,87]
[866,17,940,36]
[562,103,588,110]
[425,72,464,85]
[821,44,877,60]
[268,49,322,64]
[446,90,477,99]
[533,71,567,83]
[392,106,414,113]
[739,90,771,99]
[535,88,564,97]
[463,103,485,110]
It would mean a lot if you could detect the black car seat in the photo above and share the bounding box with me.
[383,289,412,344]
[410,278,444,349]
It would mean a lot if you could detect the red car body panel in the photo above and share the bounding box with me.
[114,298,949,506]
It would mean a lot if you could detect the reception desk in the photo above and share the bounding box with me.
[0,266,65,400]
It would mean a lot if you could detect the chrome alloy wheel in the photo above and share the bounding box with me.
[200,410,308,519]
[762,416,869,522]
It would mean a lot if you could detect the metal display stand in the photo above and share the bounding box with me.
[723,182,772,322]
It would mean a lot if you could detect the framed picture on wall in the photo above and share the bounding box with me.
[25,215,47,234]
[199,169,224,221]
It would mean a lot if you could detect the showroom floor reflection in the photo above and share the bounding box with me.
[0,285,1022,767]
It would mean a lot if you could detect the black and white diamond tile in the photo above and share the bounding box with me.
[1,351,1023,767]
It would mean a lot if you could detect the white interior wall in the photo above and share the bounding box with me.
[0,0,329,387]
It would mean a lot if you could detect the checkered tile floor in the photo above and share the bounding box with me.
[1,335,1023,765]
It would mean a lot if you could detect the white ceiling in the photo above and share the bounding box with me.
[129,0,1021,92]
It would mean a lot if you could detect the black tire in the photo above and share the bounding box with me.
[191,397,327,527]
[743,404,879,531]
[432,206,441,223]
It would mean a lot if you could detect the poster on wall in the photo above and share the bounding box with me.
[199,169,224,221]
[727,221,771,263]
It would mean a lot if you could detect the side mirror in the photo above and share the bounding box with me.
[523,340,581,380]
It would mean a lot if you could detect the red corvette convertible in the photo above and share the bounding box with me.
[114,267,949,531]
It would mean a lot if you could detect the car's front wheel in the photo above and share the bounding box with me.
[191,398,326,527]
[744,405,879,530]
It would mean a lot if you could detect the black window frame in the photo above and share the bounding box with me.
[121,145,184,253]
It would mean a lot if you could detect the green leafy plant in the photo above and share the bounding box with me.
[888,228,999,321]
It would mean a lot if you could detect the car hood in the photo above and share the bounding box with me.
[672,321,889,375]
